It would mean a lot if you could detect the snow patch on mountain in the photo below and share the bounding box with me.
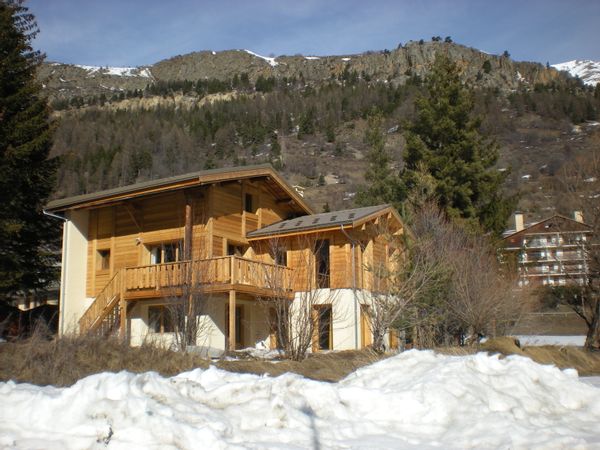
[552,60,600,86]
[75,65,153,78]
[243,49,279,67]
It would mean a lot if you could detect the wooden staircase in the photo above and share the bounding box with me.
[79,270,124,336]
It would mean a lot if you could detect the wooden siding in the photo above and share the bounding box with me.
[86,179,296,297]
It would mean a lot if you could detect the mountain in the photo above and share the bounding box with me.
[38,41,600,224]
[552,60,600,86]
[39,41,567,104]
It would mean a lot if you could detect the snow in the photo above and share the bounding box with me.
[304,56,320,60]
[75,65,152,78]
[515,335,586,346]
[243,49,279,67]
[2,351,600,449]
[341,57,351,62]
[552,60,600,86]
[582,377,600,388]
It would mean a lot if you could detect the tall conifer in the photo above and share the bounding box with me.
[401,55,514,234]
[0,0,58,301]
[356,109,403,209]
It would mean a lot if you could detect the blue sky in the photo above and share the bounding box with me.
[28,0,600,67]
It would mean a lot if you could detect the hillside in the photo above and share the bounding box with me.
[40,41,566,103]
[39,41,600,224]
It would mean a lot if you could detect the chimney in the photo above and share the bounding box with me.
[573,211,584,223]
[514,212,524,232]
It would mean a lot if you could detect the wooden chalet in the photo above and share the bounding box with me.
[47,165,405,353]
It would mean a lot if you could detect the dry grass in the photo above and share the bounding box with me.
[0,334,209,387]
[217,349,385,382]
[2,333,599,388]
[480,336,600,376]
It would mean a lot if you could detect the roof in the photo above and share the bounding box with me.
[502,214,592,241]
[247,204,398,239]
[46,164,313,214]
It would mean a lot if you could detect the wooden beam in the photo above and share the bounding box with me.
[184,193,193,260]
[228,290,236,351]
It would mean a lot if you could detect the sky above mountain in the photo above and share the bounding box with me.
[28,0,600,67]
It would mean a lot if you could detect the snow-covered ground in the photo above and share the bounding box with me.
[1,351,599,449]
[515,335,586,346]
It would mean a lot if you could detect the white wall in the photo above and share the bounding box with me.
[59,209,92,335]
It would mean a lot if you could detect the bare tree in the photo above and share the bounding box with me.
[150,247,214,353]
[361,214,445,353]
[556,151,600,350]
[448,234,526,345]
[366,204,526,350]
[257,235,340,361]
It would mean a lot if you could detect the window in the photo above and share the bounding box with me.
[315,239,330,288]
[274,246,287,266]
[227,244,245,257]
[244,193,254,213]
[97,249,110,271]
[313,305,332,351]
[148,241,182,264]
[148,305,178,333]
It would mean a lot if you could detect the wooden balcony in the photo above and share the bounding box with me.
[79,256,293,334]
[123,256,293,299]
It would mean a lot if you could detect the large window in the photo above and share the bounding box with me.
[148,241,183,264]
[315,239,330,288]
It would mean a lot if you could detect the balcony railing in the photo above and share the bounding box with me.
[80,256,293,334]
[123,256,293,294]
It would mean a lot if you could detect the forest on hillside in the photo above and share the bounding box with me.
[49,68,600,218]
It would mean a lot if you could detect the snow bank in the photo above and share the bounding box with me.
[1,351,599,449]
[516,335,586,346]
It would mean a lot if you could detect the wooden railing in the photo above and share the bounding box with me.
[79,270,123,333]
[123,256,293,293]
[80,256,293,334]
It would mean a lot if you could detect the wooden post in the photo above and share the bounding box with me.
[228,290,236,351]
[230,254,238,285]
[118,272,127,341]
[184,193,193,261]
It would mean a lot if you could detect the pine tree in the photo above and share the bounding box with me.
[0,0,58,302]
[401,55,514,234]
[356,109,403,208]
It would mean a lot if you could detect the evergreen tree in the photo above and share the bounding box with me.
[401,55,514,234]
[0,0,58,302]
[356,110,403,208]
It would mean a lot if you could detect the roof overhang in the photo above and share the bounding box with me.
[247,205,404,241]
[46,164,313,214]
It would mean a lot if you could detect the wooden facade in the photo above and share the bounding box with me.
[48,166,405,352]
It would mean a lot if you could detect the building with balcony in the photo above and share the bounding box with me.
[502,212,593,287]
[46,165,405,354]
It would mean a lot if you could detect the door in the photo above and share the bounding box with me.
[225,304,244,349]
[312,305,332,351]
